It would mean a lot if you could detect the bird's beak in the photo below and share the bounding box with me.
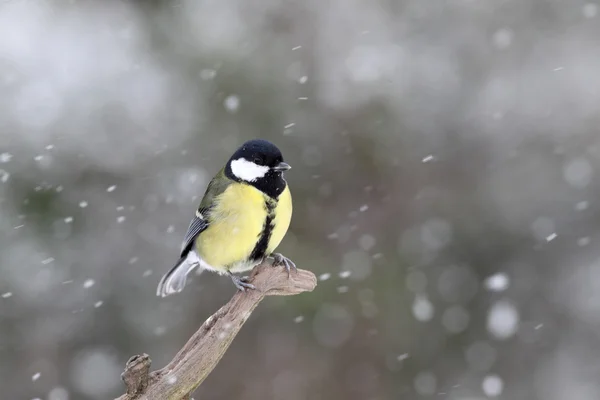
[273,162,291,171]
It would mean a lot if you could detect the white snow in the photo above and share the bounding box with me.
[0,152,12,163]
[485,273,510,292]
[223,95,240,112]
[482,374,504,397]
[412,295,434,322]
[83,279,95,289]
[319,273,331,281]
[487,300,519,340]
[339,270,351,279]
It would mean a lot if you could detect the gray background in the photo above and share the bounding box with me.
[1,0,600,399]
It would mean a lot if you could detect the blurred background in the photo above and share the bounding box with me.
[1,0,600,399]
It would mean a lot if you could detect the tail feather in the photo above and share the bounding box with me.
[156,255,199,297]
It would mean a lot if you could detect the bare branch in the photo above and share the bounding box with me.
[116,261,317,400]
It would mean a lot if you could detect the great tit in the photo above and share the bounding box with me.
[156,139,295,297]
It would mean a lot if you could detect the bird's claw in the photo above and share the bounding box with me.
[271,253,297,277]
[230,274,256,292]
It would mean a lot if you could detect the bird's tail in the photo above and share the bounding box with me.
[156,255,199,297]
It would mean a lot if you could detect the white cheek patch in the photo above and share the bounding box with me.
[231,158,269,182]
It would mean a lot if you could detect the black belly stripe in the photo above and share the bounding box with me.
[250,197,277,261]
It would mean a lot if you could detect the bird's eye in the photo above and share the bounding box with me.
[252,157,262,165]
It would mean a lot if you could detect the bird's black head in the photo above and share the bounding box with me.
[225,139,291,198]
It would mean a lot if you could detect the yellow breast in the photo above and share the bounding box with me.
[195,183,292,271]
[267,185,292,254]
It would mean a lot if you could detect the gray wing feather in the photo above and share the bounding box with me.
[180,216,208,256]
[179,168,231,257]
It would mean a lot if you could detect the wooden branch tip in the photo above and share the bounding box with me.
[116,261,317,400]
[121,353,151,396]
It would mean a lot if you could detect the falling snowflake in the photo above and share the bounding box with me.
[83,279,95,289]
[487,300,519,340]
[412,295,434,322]
[484,273,510,292]
[0,152,12,163]
[339,271,351,279]
[223,95,240,113]
[319,273,331,281]
[482,374,504,397]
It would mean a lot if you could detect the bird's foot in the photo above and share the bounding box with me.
[271,253,297,277]
[229,273,256,292]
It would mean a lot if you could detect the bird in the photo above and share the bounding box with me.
[156,139,295,297]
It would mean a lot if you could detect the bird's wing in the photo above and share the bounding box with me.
[198,167,232,213]
[180,215,208,256]
[179,168,233,257]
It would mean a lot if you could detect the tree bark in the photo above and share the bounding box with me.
[115,260,317,400]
